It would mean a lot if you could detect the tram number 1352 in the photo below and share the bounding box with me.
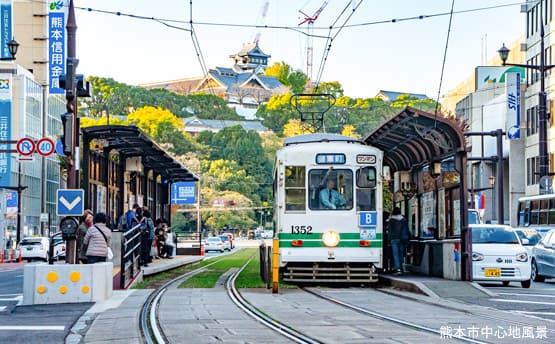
[291,225,313,234]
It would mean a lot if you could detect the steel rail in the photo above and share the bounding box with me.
[139,257,226,344]
[225,258,322,344]
[303,287,490,344]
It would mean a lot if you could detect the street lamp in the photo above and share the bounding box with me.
[489,175,496,223]
[498,35,555,190]
[0,38,19,61]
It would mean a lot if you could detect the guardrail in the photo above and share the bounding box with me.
[120,223,142,289]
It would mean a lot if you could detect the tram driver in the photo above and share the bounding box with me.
[319,178,346,210]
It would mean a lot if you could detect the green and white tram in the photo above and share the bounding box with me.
[273,133,383,283]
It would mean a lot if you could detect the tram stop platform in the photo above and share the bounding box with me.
[380,272,494,299]
[141,255,204,277]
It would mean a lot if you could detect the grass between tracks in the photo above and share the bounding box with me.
[133,247,297,289]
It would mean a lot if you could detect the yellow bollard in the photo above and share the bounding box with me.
[272,238,279,294]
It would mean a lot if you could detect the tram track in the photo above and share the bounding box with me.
[139,257,225,344]
[301,287,490,344]
[225,258,322,344]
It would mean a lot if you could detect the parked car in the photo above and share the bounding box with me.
[219,235,232,251]
[471,224,532,288]
[514,228,542,257]
[18,237,64,262]
[532,228,555,282]
[204,236,225,253]
[221,232,234,249]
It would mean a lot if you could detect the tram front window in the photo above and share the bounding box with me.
[309,169,353,210]
[356,166,377,211]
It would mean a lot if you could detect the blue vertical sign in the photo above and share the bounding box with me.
[0,74,11,188]
[171,182,196,205]
[49,1,66,94]
[506,72,521,140]
[0,0,12,60]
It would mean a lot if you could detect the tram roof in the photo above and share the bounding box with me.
[81,125,199,182]
[363,107,466,172]
[284,133,362,146]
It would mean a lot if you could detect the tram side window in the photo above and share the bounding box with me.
[549,200,555,224]
[539,199,549,224]
[308,169,353,210]
[530,200,540,225]
[285,166,306,211]
[356,167,377,211]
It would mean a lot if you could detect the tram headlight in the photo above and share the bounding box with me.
[322,231,340,247]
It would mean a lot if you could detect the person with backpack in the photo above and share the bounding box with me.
[387,207,410,275]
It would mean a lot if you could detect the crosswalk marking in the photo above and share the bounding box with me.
[496,292,555,298]
[0,326,64,331]
[515,310,555,316]
[489,298,555,306]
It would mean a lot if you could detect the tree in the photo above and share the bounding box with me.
[127,106,200,155]
[264,62,308,94]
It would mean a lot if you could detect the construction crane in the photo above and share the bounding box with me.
[253,0,270,44]
[298,1,328,85]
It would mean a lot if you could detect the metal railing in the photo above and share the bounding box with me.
[48,231,64,264]
[120,223,142,289]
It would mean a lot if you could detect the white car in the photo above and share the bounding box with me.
[18,237,65,262]
[204,236,225,253]
[471,225,532,288]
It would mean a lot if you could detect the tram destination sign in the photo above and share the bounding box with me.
[356,154,376,164]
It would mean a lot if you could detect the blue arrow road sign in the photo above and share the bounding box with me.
[57,189,84,216]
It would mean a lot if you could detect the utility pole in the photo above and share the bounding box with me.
[64,0,79,263]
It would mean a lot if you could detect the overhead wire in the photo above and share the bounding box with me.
[314,0,364,90]
[71,2,525,38]
[432,0,456,126]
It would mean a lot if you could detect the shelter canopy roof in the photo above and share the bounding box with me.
[81,125,199,182]
[363,107,465,172]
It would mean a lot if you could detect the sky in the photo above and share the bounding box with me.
[72,0,526,99]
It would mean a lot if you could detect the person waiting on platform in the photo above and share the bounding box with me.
[319,178,346,209]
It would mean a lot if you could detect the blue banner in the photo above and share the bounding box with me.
[48,9,65,94]
[0,0,12,60]
[0,74,11,188]
[171,182,196,205]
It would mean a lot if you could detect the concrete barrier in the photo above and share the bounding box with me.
[23,262,113,305]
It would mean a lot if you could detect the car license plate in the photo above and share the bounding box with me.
[484,268,500,277]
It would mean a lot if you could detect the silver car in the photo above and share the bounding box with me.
[204,236,225,253]
[532,228,555,282]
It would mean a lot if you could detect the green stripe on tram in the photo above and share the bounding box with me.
[278,233,382,240]
[278,232,383,248]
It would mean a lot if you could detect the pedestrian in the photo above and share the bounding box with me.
[162,225,175,259]
[84,212,112,264]
[126,204,140,230]
[76,209,94,264]
[140,209,155,266]
[156,222,166,258]
[387,207,409,275]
